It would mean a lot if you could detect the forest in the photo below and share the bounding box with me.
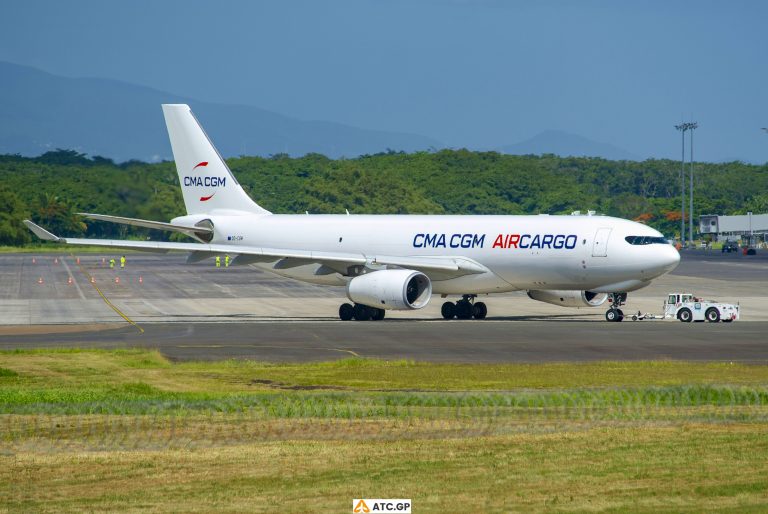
[1,149,766,246]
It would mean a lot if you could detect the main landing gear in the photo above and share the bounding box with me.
[441,295,487,320]
[339,303,385,321]
[605,292,628,322]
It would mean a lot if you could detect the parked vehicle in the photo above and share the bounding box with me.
[722,241,739,253]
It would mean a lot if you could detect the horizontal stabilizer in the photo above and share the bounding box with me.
[23,220,60,242]
[79,213,212,237]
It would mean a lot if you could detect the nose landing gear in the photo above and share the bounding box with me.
[605,292,627,322]
[441,295,487,320]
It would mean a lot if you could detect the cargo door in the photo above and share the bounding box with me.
[592,228,612,257]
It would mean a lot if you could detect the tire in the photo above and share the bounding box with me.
[705,307,720,323]
[455,300,473,320]
[441,301,456,320]
[473,302,488,320]
[631,315,638,321]
[616,309,624,322]
[353,303,372,321]
[339,303,354,321]
[605,309,618,322]
[371,308,386,321]
[678,308,692,323]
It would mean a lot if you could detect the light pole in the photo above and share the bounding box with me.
[688,122,698,246]
[675,123,689,244]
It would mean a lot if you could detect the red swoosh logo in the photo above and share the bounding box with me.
[193,161,209,170]
[200,193,215,202]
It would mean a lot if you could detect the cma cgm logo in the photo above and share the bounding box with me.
[183,161,227,202]
[412,232,578,249]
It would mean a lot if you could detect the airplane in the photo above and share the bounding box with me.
[25,104,680,322]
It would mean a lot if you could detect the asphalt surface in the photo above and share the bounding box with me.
[1,248,766,362]
[0,319,766,362]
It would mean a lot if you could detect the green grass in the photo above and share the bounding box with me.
[4,348,768,392]
[0,367,18,377]
[3,425,768,512]
[2,349,768,512]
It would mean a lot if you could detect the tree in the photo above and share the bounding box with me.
[0,188,31,245]
[32,193,86,236]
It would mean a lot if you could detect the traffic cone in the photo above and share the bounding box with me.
[67,276,73,285]
[54,257,58,264]
[38,277,43,284]
[32,257,36,264]
[115,277,120,284]
[76,257,80,265]
[138,276,143,284]
[90,276,95,284]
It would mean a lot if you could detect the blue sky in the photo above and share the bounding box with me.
[2,0,767,162]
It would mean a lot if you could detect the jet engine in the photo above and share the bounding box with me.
[526,290,608,308]
[346,269,432,310]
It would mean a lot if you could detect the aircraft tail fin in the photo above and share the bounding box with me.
[162,104,270,216]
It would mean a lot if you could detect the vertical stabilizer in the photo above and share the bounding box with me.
[162,104,270,215]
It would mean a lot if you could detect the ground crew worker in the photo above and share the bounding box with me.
[120,255,126,268]
[109,258,115,269]
[225,254,230,267]
[215,255,221,268]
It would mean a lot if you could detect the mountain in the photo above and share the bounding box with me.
[0,61,442,161]
[498,129,639,161]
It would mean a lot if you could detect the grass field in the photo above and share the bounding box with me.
[2,349,768,512]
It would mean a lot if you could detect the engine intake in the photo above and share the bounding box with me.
[526,290,608,308]
[346,269,432,310]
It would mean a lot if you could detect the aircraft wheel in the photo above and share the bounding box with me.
[605,309,617,322]
[371,308,386,321]
[353,303,372,321]
[441,302,456,320]
[616,309,624,322]
[473,302,487,320]
[455,300,473,320]
[339,303,354,321]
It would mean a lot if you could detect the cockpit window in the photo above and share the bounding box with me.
[624,236,668,245]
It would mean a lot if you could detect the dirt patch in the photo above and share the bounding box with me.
[249,378,347,391]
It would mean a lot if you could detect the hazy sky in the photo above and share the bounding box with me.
[2,0,767,162]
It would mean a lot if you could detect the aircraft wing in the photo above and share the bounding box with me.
[24,220,488,279]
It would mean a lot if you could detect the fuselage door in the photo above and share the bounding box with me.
[592,228,612,257]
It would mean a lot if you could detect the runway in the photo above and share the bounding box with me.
[1,319,767,362]
[0,249,766,361]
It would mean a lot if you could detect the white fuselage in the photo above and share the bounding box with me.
[181,212,681,295]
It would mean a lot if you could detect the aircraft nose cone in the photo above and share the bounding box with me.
[660,244,681,274]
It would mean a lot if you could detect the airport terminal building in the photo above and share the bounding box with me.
[699,212,768,245]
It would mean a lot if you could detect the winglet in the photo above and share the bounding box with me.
[23,220,62,242]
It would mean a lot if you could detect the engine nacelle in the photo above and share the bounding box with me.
[526,290,608,308]
[346,269,432,310]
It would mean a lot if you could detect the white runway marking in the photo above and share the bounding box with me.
[60,257,86,300]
